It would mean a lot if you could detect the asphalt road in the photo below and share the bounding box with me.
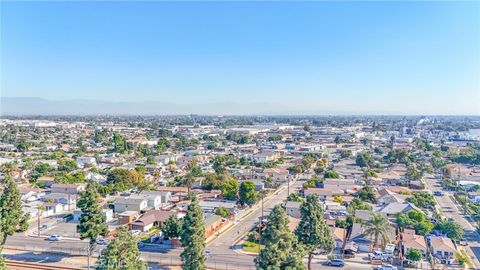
[424,175,480,269]
[205,176,306,268]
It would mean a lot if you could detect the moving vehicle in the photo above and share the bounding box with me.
[326,259,345,267]
[433,191,444,196]
[46,235,62,241]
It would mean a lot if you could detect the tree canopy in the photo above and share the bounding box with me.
[181,198,206,270]
[96,226,147,270]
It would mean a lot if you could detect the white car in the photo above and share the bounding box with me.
[375,264,398,270]
[46,235,62,241]
[96,239,109,245]
[131,230,141,236]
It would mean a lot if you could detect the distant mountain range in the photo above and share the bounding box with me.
[0,97,398,116]
[1,97,295,116]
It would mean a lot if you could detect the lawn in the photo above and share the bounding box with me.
[242,241,262,254]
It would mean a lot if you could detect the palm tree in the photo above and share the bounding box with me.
[362,213,392,250]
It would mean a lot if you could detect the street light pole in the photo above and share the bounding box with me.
[287,177,290,199]
[37,208,40,237]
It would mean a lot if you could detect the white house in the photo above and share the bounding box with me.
[285,201,302,218]
[76,156,97,167]
[114,197,148,213]
[430,236,456,259]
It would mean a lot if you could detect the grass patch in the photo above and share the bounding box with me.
[242,241,262,254]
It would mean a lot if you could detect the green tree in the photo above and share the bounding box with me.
[0,175,29,263]
[161,216,183,239]
[215,207,230,218]
[406,165,423,181]
[362,213,392,250]
[356,186,377,203]
[406,248,422,264]
[356,152,374,167]
[96,226,147,270]
[239,181,258,206]
[179,173,196,194]
[256,205,306,270]
[406,193,436,209]
[181,198,206,270]
[222,178,239,201]
[113,133,126,153]
[435,220,464,240]
[324,170,340,179]
[339,150,352,159]
[295,194,335,270]
[77,183,108,269]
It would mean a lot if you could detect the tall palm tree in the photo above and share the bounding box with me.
[362,213,392,250]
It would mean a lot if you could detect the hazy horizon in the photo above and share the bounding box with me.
[1,1,479,115]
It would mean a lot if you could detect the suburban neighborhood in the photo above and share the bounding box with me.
[0,116,479,269]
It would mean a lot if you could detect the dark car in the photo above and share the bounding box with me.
[433,191,444,196]
[326,259,345,267]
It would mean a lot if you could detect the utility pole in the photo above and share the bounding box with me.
[259,191,264,255]
[287,177,290,198]
[37,207,41,237]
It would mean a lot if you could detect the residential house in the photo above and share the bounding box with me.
[51,183,86,195]
[118,211,139,225]
[199,200,236,213]
[19,187,45,202]
[400,229,427,256]
[130,210,176,232]
[377,202,421,220]
[429,236,456,259]
[42,193,76,208]
[205,214,225,238]
[303,188,344,201]
[323,179,355,190]
[36,176,55,188]
[73,208,113,222]
[130,192,162,210]
[114,197,148,213]
[76,156,97,168]
[468,191,480,204]
[377,188,407,205]
[330,227,346,249]
[263,167,291,182]
[285,201,302,218]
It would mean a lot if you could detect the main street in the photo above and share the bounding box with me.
[424,175,480,268]
[205,175,306,268]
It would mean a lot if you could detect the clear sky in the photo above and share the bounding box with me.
[1,1,479,115]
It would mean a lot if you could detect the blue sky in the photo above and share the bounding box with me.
[1,1,479,115]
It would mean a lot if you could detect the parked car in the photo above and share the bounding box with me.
[368,251,384,260]
[368,251,392,260]
[96,239,109,245]
[459,238,468,246]
[46,235,62,241]
[375,264,398,270]
[326,259,345,267]
[131,230,141,236]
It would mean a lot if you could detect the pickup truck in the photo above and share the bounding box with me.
[368,251,392,260]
